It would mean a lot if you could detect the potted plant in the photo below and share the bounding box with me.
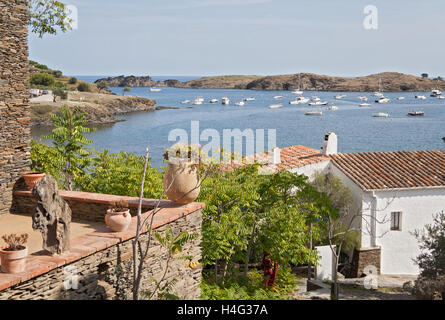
[0,233,29,274]
[22,172,46,190]
[162,144,202,205]
[105,199,132,232]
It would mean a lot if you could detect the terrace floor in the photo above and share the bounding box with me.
[0,213,107,257]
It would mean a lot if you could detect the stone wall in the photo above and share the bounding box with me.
[348,247,381,278]
[0,209,202,300]
[0,0,31,216]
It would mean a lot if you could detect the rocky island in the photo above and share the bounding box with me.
[95,72,445,92]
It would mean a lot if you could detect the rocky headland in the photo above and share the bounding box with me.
[95,72,445,92]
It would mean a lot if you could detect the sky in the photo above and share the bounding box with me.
[28,0,445,77]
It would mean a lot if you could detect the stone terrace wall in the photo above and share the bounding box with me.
[0,0,31,216]
[0,208,202,300]
[348,247,381,278]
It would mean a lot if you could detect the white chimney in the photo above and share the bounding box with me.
[321,132,338,155]
[272,147,281,164]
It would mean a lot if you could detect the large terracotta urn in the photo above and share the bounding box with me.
[22,172,46,190]
[0,246,28,274]
[105,209,132,232]
[163,161,201,205]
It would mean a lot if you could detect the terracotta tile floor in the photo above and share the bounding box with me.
[0,214,107,257]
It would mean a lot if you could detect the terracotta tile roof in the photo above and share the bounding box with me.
[220,145,330,172]
[331,150,445,190]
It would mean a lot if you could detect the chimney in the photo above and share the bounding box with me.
[321,132,338,155]
[272,147,281,165]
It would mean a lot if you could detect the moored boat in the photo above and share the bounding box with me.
[372,112,389,118]
[359,103,371,107]
[269,104,283,109]
[408,111,424,116]
[305,111,322,116]
[308,101,328,106]
[221,97,230,105]
[150,88,162,92]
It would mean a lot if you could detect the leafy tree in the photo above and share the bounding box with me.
[421,73,429,79]
[43,105,95,190]
[412,212,445,299]
[68,77,78,84]
[77,82,91,92]
[52,70,63,78]
[30,72,55,87]
[29,0,72,38]
[123,87,131,95]
[52,87,67,102]
[97,81,110,93]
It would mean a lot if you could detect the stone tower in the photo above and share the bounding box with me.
[0,0,31,216]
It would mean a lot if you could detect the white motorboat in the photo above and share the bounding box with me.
[327,105,339,110]
[180,99,191,104]
[244,97,255,101]
[373,112,389,118]
[289,96,310,105]
[292,90,303,95]
[193,98,203,105]
[359,103,371,107]
[431,89,442,97]
[308,101,328,106]
[210,99,218,103]
[375,97,390,103]
[335,95,346,99]
[397,97,405,100]
[235,101,245,106]
[415,95,426,100]
[269,104,283,109]
[274,96,284,100]
[358,96,368,101]
[311,96,320,102]
[150,88,162,92]
[305,111,322,116]
[221,97,230,105]
[438,96,445,99]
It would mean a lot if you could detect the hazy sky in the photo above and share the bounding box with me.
[29,0,445,77]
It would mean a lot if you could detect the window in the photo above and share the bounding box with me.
[391,212,402,231]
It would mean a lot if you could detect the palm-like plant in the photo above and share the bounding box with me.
[44,105,95,190]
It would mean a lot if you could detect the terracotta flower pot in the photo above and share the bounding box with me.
[0,246,28,274]
[105,209,132,232]
[22,172,46,190]
[163,161,201,205]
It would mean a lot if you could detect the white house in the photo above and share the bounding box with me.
[260,132,445,275]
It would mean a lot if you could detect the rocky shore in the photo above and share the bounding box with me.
[96,72,445,92]
[30,91,156,127]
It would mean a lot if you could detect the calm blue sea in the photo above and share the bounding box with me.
[33,76,445,169]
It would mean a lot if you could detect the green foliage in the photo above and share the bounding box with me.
[29,60,49,70]
[52,88,67,100]
[123,87,131,95]
[77,82,91,92]
[413,212,445,299]
[31,139,65,183]
[29,0,72,38]
[200,267,297,300]
[256,170,335,266]
[30,72,55,87]
[75,149,163,199]
[96,81,109,92]
[43,105,95,190]
[52,70,63,78]
[68,77,78,84]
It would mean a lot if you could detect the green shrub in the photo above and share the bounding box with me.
[53,88,67,100]
[68,77,78,84]
[54,81,66,89]
[200,268,297,300]
[30,73,55,87]
[52,70,63,78]
[77,82,91,92]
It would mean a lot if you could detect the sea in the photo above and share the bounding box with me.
[31,75,445,169]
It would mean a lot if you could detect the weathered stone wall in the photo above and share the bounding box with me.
[348,247,381,278]
[0,0,31,216]
[0,209,202,300]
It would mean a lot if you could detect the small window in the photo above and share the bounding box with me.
[391,212,402,231]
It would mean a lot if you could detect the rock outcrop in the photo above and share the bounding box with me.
[96,72,445,92]
[32,175,71,254]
